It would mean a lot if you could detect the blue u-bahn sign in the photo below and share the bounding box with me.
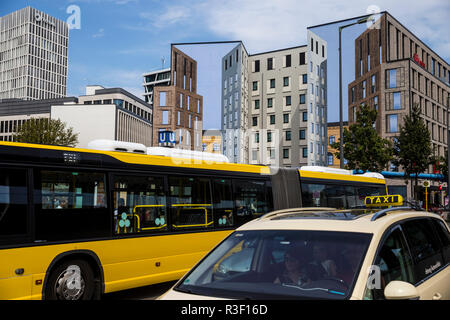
[158,130,176,145]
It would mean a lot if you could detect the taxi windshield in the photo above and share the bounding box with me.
[175,230,372,299]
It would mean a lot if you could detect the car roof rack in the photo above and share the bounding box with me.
[259,207,337,220]
[370,206,420,221]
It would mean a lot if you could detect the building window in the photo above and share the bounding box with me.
[252,81,258,91]
[362,80,366,98]
[351,87,355,103]
[285,96,291,106]
[162,110,169,124]
[252,117,258,126]
[371,74,376,93]
[159,92,167,106]
[267,131,272,142]
[302,147,308,158]
[285,131,291,141]
[267,98,273,108]
[269,148,275,159]
[267,58,273,70]
[374,96,378,111]
[254,99,260,109]
[254,60,260,72]
[283,114,289,124]
[310,61,313,73]
[270,79,276,89]
[322,45,325,58]
[329,136,335,145]
[327,153,333,165]
[302,112,308,122]
[270,115,275,125]
[283,148,289,159]
[302,74,307,84]
[387,69,397,88]
[393,92,401,110]
[387,114,398,133]
[283,76,289,87]
[255,132,260,143]
[299,94,306,104]
[285,55,291,67]
[299,52,306,65]
[299,129,305,140]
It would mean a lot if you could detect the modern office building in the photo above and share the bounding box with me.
[0,96,77,141]
[221,42,249,163]
[327,121,348,168]
[0,7,69,100]
[348,12,450,198]
[142,68,171,106]
[222,33,328,167]
[151,46,203,151]
[0,85,153,148]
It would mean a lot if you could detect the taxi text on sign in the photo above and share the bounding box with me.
[364,195,403,207]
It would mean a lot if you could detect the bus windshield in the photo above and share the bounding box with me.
[175,230,372,299]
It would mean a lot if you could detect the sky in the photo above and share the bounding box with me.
[1,0,449,129]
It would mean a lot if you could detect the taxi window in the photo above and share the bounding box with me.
[365,227,415,300]
[177,230,372,300]
[402,219,444,283]
[430,219,450,264]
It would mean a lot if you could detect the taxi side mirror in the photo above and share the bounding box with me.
[384,281,420,300]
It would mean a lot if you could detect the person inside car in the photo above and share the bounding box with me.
[274,247,312,286]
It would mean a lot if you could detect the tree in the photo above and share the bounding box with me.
[331,105,393,172]
[14,118,78,147]
[393,104,432,199]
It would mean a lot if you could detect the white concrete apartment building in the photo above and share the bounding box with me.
[0,7,68,100]
[221,32,327,167]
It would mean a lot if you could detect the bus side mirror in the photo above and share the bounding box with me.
[384,281,420,300]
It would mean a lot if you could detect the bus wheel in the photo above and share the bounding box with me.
[45,260,95,300]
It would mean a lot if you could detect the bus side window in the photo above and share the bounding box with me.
[113,175,167,234]
[169,176,213,230]
[212,179,234,228]
[233,179,266,225]
[35,170,109,241]
[0,168,28,244]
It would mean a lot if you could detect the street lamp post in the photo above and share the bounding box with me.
[338,16,374,169]
[447,95,450,206]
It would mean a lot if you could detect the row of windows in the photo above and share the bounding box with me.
[0,168,273,243]
[411,69,449,105]
[310,37,326,58]
[251,74,308,92]
[159,91,201,113]
[252,53,306,73]
[386,21,449,85]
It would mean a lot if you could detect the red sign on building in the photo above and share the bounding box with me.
[413,53,426,68]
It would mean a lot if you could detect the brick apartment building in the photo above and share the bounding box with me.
[152,46,203,150]
[348,12,450,199]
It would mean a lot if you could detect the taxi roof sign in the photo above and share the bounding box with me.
[364,195,403,207]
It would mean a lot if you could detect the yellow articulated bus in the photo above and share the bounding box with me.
[0,141,386,300]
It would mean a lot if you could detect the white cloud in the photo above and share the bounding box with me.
[92,28,105,38]
[187,0,450,58]
[140,5,191,29]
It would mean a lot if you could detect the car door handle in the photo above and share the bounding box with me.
[432,293,442,300]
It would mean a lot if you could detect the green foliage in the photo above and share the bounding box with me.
[393,104,432,195]
[14,118,78,147]
[331,105,393,172]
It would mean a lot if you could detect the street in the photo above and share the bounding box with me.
[102,281,177,300]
